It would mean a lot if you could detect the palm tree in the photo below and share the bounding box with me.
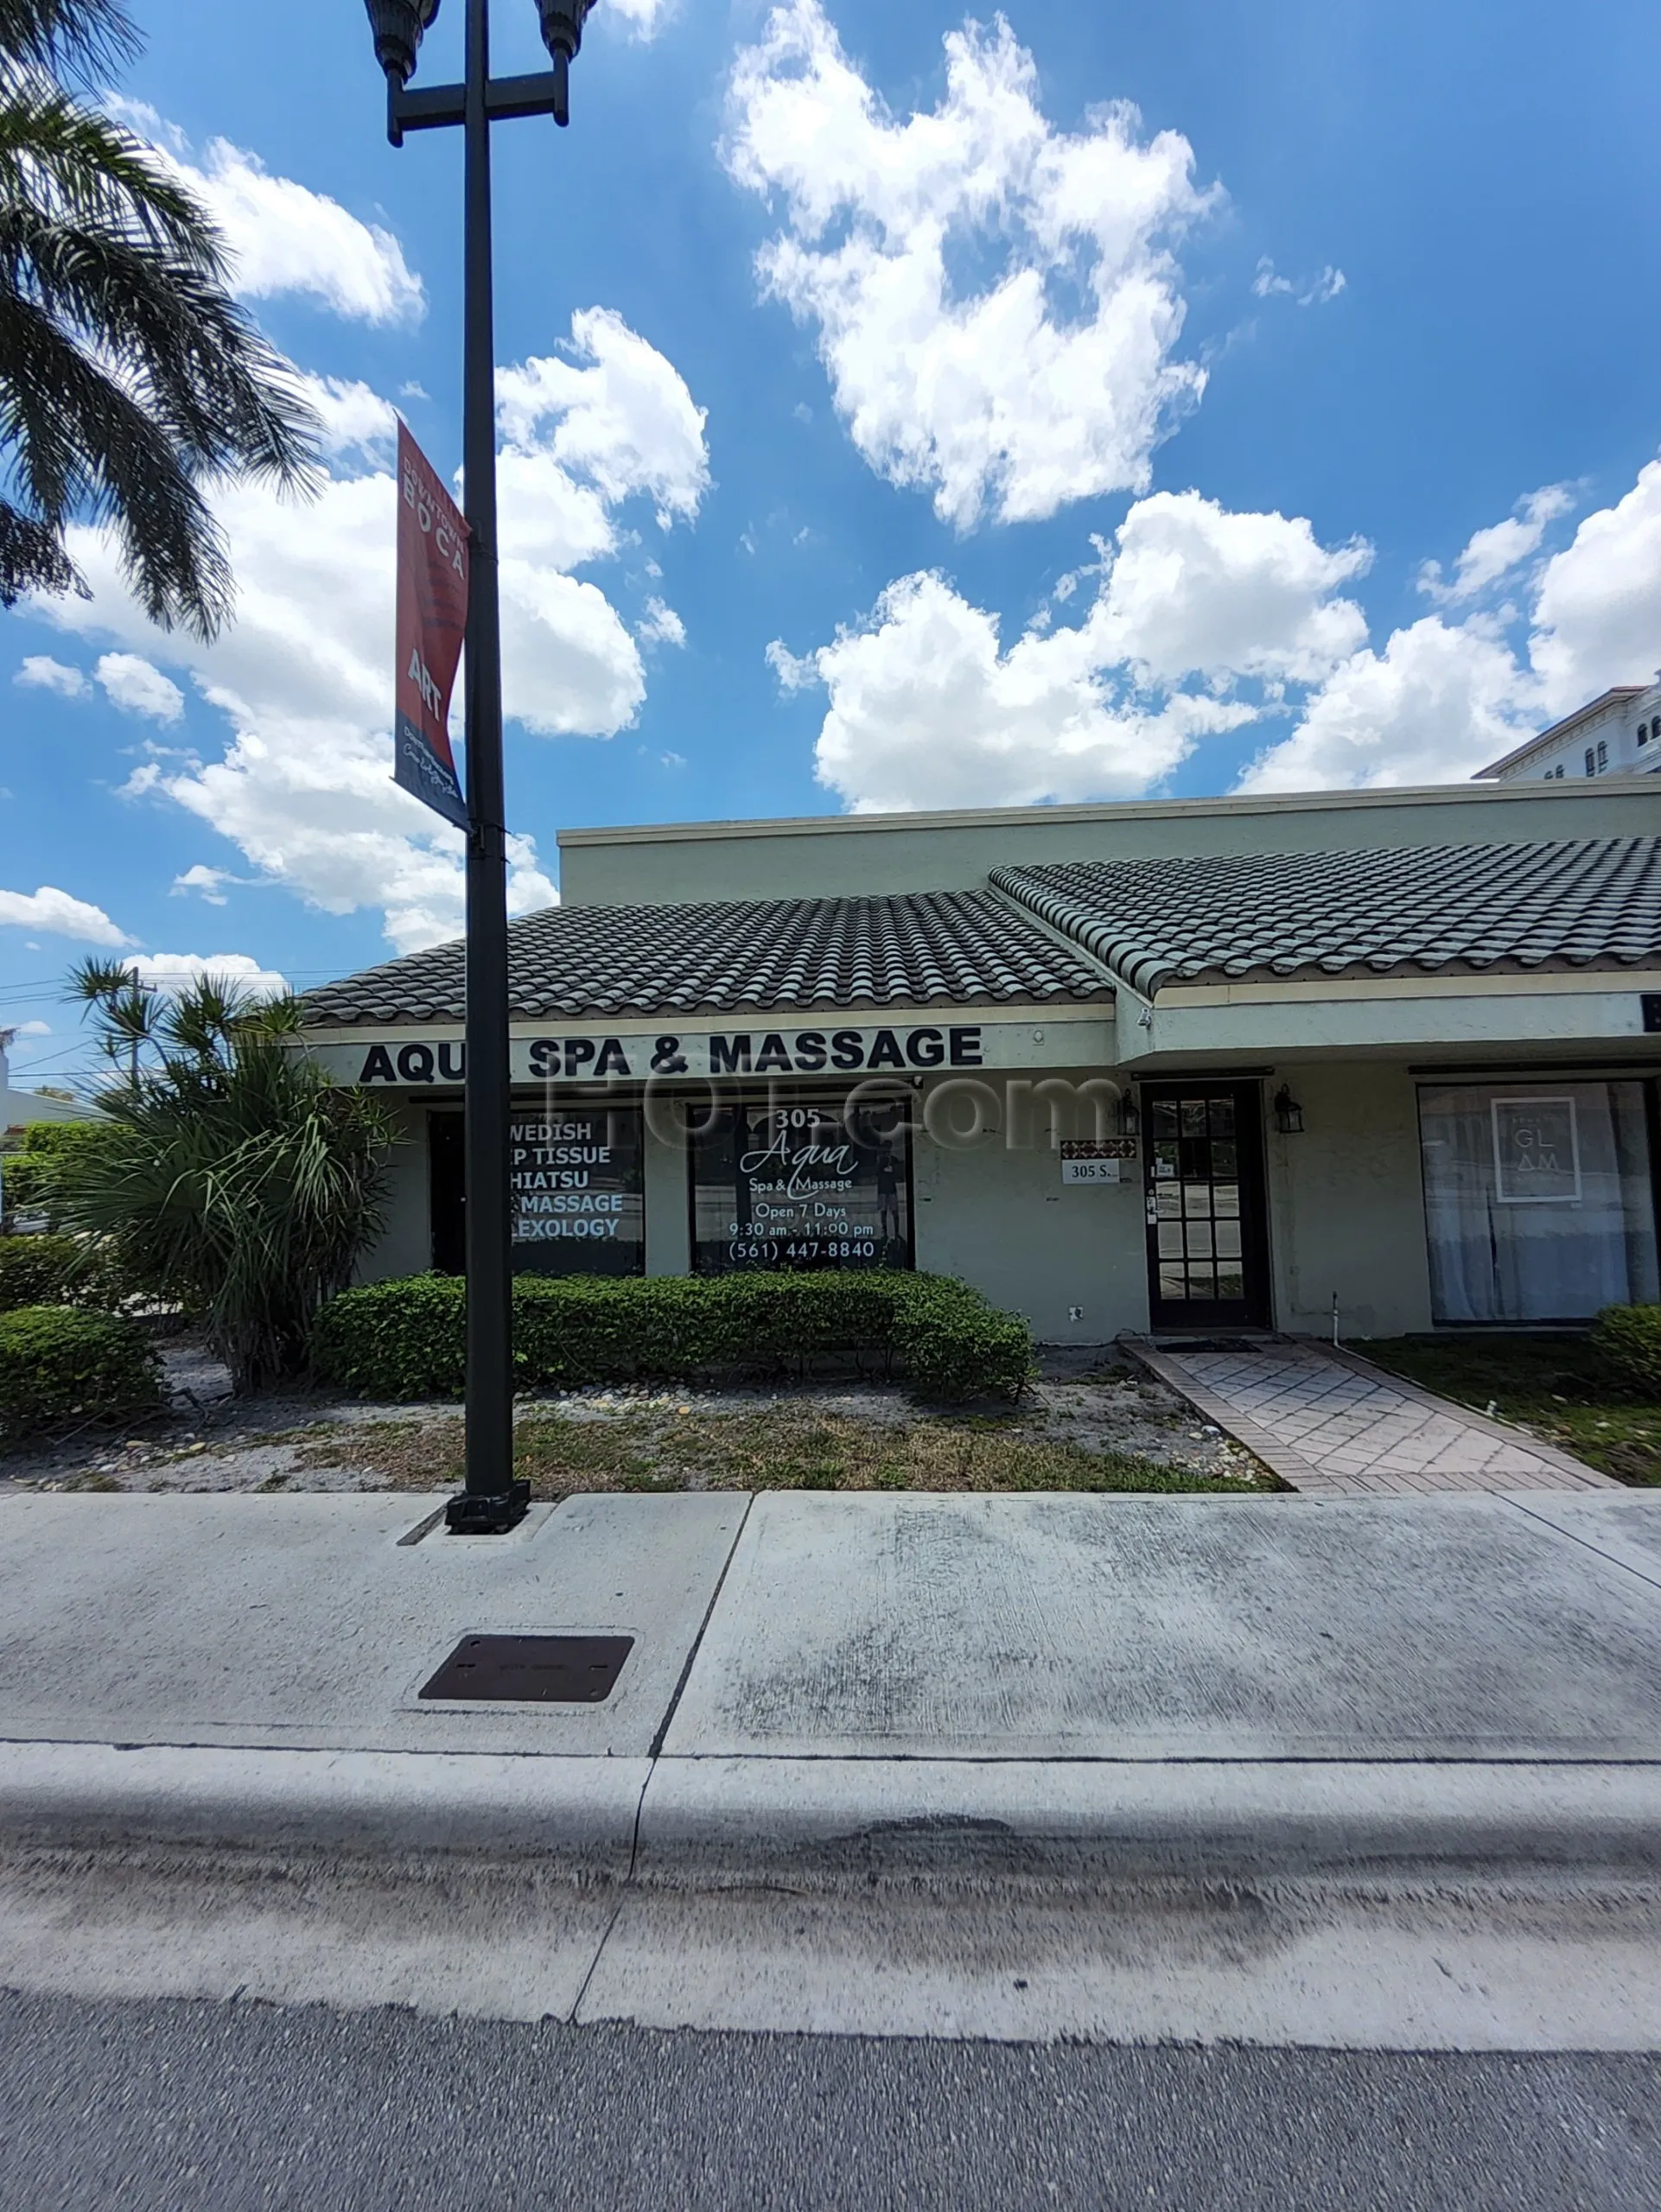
[1,0,320,638]
[57,965,398,1392]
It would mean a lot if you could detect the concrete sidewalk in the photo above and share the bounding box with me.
[2,1486,1660,1881]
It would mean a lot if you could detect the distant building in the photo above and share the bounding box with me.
[0,1033,95,1141]
[1477,681,1661,782]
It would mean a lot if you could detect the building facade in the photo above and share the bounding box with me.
[299,775,1661,1344]
[1478,683,1661,783]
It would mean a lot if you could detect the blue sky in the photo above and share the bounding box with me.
[5,0,1661,1087]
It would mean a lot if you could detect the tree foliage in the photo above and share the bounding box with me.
[55,963,398,1392]
[1,0,320,633]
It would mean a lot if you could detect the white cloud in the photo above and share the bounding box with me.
[725,0,1212,529]
[496,308,710,527]
[30,315,709,952]
[603,0,678,38]
[636,596,687,648]
[1240,616,1538,791]
[782,568,1252,812]
[1240,460,1661,791]
[171,864,239,906]
[14,655,91,699]
[0,887,131,945]
[1418,484,1575,607]
[151,133,423,326]
[1094,491,1369,685]
[12,1020,50,1038]
[775,487,1367,809]
[297,375,399,463]
[123,951,290,1000]
[94,652,184,724]
[796,453,1661,807]
[1252,257,1346,307]
[1528,461,1661,716]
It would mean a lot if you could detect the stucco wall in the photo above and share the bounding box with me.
[557,779,1661,909]
[912,1076,1148,1339]
[1263,1063,1434,1340]
[355,1100,432,1285]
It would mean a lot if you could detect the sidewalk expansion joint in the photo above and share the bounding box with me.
[1503,1495,1661,1599]
[646,1492,755,1765]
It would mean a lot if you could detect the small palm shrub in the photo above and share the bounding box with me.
[54,964,397,1391]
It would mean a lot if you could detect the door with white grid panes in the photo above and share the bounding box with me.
[1142,1082,1271,1330]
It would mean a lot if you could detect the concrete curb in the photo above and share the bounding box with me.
[7,1742,1661,1891]
[633,1758,1661,1888]
[0,1743,648,1877]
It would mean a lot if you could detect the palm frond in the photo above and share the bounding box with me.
[0,0,137,83]
[0,45,321,637]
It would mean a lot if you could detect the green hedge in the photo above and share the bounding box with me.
[0,1232,129,1314]
[0,1306,165,1440]
[1592,1303,1661,1394]
[311,1270,1033,1404]
[0,1119,110,1229]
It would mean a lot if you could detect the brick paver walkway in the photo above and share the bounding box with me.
[1126,1338,1620,1497]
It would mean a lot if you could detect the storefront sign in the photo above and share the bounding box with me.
[690,1097,911,1273]
[343,1023,990,1086]
[510,1108,643,1274]
[1492,1095,1581,1204]
[392,421,469,830]
[1060,1138,1138,1185]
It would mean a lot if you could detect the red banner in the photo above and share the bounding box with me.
[392,420,469,829]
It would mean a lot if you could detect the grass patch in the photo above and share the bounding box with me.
[283,1405,1277,1496]
[1357,1333,1661,1486]
[507,1407,1275,1497]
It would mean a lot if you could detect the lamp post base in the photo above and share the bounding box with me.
[444,1479,530,1535]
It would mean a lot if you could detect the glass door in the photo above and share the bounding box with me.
[1142,1082,1271,1329]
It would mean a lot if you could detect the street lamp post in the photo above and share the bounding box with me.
[365,0,595,1535]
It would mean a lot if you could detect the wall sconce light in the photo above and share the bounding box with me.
[1117,1090,1140,1138]
[1273,1083,1305,1135]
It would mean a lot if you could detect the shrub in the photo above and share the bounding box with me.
[0,1233,86,1312]
[1,1122,113,1230]
[311,1269,1034,1405]
[0,1306,165,1440]
[0,1232,137,1315]
[1592,1303,1661,1394]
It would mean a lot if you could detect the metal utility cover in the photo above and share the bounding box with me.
[419,1633,633,1703]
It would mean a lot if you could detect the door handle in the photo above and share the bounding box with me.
[1144,1193,1159,1226]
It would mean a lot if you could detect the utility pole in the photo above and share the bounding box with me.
[364,0,596,1533]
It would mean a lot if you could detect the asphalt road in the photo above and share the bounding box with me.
[0,1988,1657,2212]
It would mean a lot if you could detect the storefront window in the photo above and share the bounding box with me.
[690,1096,912,1273]
[1419,1082,1658,1322]
[503,1106,645,1275]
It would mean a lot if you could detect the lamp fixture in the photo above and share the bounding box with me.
[1117,1091,1140,1139]
[536,0,594,60]
[537,0,595,119]
[1273,1083,1305,1135]
[364,0,440,87]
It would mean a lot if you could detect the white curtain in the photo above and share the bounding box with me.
[1420,1082,1658,1323]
